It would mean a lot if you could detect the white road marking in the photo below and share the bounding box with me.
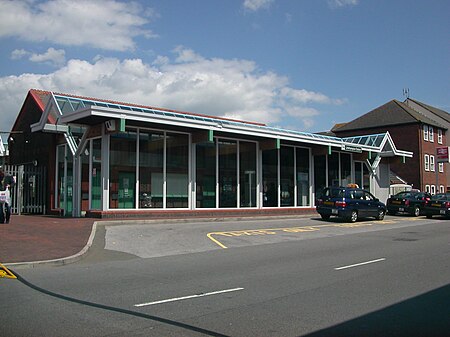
[334,258,386,271]
[134,287,244,307]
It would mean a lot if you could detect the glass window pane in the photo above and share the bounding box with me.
[166,133,189,208]
[240,142,257,207]
[328,152,340,187]
[219,140,237,208]
[280,147,294,207]
[363,163,370,190]
[296,148,310,206]
[109,131,137,209]
[340,153,351,186]
[57,145,65,209]
[91,138,102,210]
[139,131,164,208]
[354,162,362,188]
[81,144,89,212]
[314,155,326,205]
[262,149,278,207]
[196,142,216,208]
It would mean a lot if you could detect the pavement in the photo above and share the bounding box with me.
[0,211,317,268]
[0,215,97,266]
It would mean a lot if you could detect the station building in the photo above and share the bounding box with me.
[9,89,412,218]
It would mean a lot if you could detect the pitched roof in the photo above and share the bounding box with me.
[406,98,450,124]
[333,99,446,133]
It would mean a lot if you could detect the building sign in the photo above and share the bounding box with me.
[342,144,362,153]
[436,146,450,163]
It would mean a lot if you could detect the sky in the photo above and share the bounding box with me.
[0,0,449,142]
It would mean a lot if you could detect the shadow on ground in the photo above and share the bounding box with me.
[302,284,450,337]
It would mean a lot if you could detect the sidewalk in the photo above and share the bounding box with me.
[0,211,317,266]
[0,215,96,265]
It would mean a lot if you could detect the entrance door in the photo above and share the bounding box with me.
[118,171,135,209]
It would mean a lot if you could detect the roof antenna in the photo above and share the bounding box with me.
[403,88,410,100]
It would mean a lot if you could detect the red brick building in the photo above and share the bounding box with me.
[332,99,450,194]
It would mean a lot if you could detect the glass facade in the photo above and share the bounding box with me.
[91,138,102,210]
[354,161,371,190]
[56,144,73,215]
[166,133,189,208]
[296,148,310,206]
[138,131,164,208]
[219,140,237,208]
[263,149,278,207]
[109,132,137,209]
[196,142,216,208]
[57,126,376,213]
[239,142,257,207]
[280,147,294,207]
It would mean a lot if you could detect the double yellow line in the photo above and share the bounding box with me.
[0,262,17,279]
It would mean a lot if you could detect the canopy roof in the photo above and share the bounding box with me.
[30,90,413,158]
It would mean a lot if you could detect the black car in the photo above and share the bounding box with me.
[316,186,386,223]
[386,191,431,217]
[424,193,450,219]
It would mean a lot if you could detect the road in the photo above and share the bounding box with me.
[1,215,450,336]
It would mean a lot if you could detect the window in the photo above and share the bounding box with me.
[424,154,430,171]
[425,185,430,193]
[240,142,257,207]
[438,129,443,144]
[439,162,444,173]
[139,131,164,208]
[109,131,137,209]
[430,155,435,172]
[218,140,237,208]
[440,185,445,193]
[296,148,310,206]
[423,125,429,141]
[166,133,189,208]
[429,127,434,142]
[196,142,216,208]
[431,185,436,195]
[280,147,294,207]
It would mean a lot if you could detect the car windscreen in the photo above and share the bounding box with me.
[395,192,412,198]
[430,194,446,200]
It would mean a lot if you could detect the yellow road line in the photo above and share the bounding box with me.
[0,262,17,279]
[207,223,356,249]
[206,218,408,249]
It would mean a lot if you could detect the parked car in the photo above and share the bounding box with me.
[424,193,450,219]
[386,191,431,217]
[316,186,386,222]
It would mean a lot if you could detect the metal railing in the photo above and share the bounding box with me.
[3,165,47,215]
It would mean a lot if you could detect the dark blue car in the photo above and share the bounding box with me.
[316,186,386,222]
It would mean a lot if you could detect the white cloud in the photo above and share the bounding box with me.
[11,47,66,66]
[0,48,345,138]
[243,0,274,12]
[328,0,359,8]
[0,0,156,51]
[30,48,66,67]
[10,49,29,60]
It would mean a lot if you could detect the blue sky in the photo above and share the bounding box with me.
[0,0,449,142]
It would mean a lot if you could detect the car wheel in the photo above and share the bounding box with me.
[349,210,358,223]
[321,214,330,221]
[413,206,420,217]
[376,209,385,220]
